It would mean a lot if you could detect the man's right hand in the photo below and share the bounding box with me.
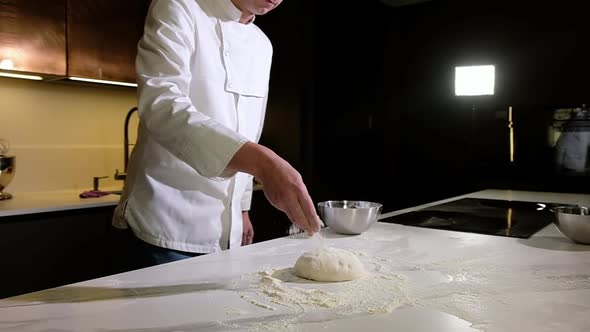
[257,153,321,234]
[228,142,321,234]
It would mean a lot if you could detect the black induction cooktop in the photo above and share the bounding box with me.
[380,198,558,238]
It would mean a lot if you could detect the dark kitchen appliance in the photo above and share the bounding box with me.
[380,198,557,238]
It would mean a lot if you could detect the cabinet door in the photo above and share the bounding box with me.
[0,206,116,299]
[66,0,149,83]
[0,0,66,75]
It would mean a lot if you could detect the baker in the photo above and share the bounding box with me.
[112,0,321,267]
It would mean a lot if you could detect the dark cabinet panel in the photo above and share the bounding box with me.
[249,190,291,243]
[0,0,66,75]
[0,207,116,299]
[66,0,149,83]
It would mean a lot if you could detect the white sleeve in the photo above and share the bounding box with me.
[136,0,248,179]
[240,178,254,211]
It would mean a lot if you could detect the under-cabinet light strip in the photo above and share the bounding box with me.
[0,72,43,80]
[69,76,138,87]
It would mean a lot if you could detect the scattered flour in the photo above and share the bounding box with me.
[239,294,276,311]
[225,307,248,316]
[248,317,298,331]
[257,271,340,310]
[219,245,590,332]
[231,260,414,331]
[224,252,523,331]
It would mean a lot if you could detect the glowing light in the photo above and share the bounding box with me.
[455,65,495,96]
[0,72,42,80]
[0,59,15,70]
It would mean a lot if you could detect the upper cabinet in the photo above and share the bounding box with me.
[0,0,67,76]
[66,0,150,84]
[0,0,149,85]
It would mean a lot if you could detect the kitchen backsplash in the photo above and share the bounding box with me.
[0,77,138,193]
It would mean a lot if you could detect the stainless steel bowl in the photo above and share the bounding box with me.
[0,155,15,200]
[318,200,382,235]
[552,205,590,244]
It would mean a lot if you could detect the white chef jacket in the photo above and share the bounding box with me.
[112,0,272,253]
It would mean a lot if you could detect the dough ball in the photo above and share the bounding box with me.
[293,247,366,282]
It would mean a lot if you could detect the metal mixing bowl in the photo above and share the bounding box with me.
[552,205,590,244]
[0,155,15,200]
[318,200,383,235]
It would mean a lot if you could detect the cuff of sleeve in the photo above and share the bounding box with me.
[241,177,254,210]
[241,189,253,211]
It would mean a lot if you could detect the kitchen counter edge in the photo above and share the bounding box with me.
[0,190,121,218]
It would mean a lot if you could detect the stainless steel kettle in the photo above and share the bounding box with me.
[0,155,15,200]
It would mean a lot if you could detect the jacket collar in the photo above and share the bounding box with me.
[218,0,255,24]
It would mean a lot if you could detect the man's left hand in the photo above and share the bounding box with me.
[242,211,254,246]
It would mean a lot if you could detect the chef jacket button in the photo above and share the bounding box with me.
[224,51,230,56]
[228,83,233,88]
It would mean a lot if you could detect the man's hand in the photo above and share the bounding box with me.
[228,142,321,234]
[257,155,321,234]
[242,211,254,246]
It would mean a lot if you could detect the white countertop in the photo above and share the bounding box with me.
[0,189,589,332]
[0,184,264,218]
[0,189,121,218]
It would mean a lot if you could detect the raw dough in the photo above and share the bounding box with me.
[293,247,366,282]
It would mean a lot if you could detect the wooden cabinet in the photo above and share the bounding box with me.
[0,0,66,76]
[66,0,149,83]
[0,0,149,84]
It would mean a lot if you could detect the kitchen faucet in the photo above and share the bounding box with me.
[114,107,138,181]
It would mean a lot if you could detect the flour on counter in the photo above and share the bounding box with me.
[248,317,299,331]
[256,268,411,315]
[257,270,341,310]
[225,307,249,316]
[239,294,276,311]
[228,254,415,331]
[223,248,520,331]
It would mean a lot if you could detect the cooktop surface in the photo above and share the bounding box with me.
[380,198,557,238]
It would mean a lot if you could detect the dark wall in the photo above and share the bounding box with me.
[310,1,392,205]
[380,0,589,210]
[250,1,317,241]
[255,1,316,173]
[252,0,394,240]
[251,0,589,239]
